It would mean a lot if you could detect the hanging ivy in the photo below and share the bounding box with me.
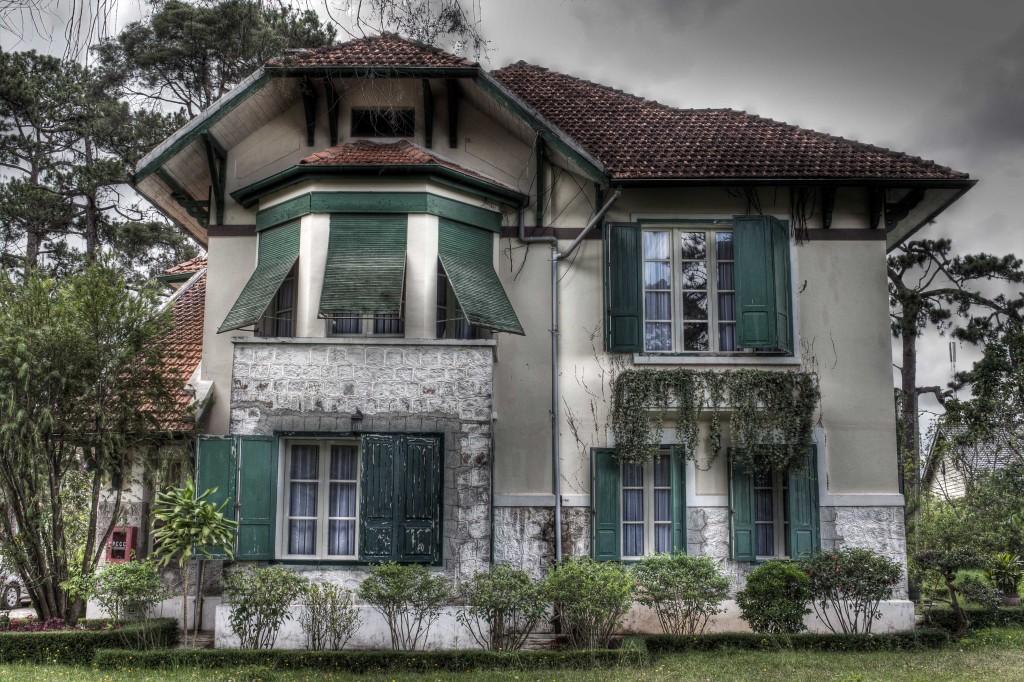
[610,368,820,472]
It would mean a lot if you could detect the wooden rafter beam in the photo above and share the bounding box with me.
[820,187,836,229]
[446,78,459,148]
[885,188,926,231]
[201,132,227,225]
[325,78,341,147]
[422,79,434,149]
[155,168,209,227]
[302,77,317,146]
[868,187,885,229]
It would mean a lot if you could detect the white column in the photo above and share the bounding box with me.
[296,213,329,338]
[404,213,439,339]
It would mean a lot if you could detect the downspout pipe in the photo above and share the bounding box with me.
[515,186,621,564]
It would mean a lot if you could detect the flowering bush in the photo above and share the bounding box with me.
[224,566,308,650]
[802,548,901,634]
[357,562,452,651]
[5,617,69,632]
[456,565,547,651]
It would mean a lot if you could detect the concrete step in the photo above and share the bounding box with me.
[177,630,215,649]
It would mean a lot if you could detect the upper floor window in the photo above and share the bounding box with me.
[257,263,296,337]
[351,108,415,137]
[643,229,735,352]
[604,216,793,355]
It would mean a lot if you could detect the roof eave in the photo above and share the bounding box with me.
[609,177,974,188]
[231,163,527,208]
[473,72,609,185]
[265,65,479,78]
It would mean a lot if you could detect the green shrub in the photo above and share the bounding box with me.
[299,581,360,651]
[93,644,648,672]
[357,562,451,651]
[923,605,1024,632]
[643,628,949,653]
[0,617,177,665]
[456,565,546,651]
[802,548,901,634]
[633,553,729,636]
[544,556,632,649]
[956,574,1003,610]
[89,560,166,623]
[736,560,812,634]
[224,566,308,650]
[226,665,276,682]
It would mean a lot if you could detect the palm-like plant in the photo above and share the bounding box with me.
[150,478,237,642]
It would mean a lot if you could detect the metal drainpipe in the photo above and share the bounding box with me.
[516,186,621,564]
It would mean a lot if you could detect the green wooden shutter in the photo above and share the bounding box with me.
[729,449,756,561]
[591,448,621,561]
[360,434,398,561]
[397,436,442,563]
[236,436,278,560]
[437,219,524,335]
[320,214,407,317]
[787,445,820,559]
[670,446,687,553]
[604,222,643,352]
[733,215,792,352]
[196,436,237,559]
[219,221,300,333]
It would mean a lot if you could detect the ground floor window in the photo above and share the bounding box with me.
[194,433,442,563]
[591,447,684,561]
[730,446,819,561]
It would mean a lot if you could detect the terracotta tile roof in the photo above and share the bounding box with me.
[299,139,518,192]
[490,61,969,182]
[155,270,206,431]
[268,32,477,69]
[163,256,208,276]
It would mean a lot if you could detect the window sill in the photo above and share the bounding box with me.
[233,336,496,348]
[633,353,801,366]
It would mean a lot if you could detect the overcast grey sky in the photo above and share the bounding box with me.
[3,0,1022,425]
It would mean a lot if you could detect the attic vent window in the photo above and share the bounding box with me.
[351,108,415,137]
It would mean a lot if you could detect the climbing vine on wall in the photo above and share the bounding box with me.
[610,368,820,472]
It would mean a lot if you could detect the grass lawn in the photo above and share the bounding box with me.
[2,629,1024,681]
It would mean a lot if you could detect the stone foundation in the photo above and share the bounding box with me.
[821,505,908,598]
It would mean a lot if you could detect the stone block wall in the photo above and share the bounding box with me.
[227,339,495,583]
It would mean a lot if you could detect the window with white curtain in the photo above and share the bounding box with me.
[643,227,735,353]
[284,440,359,559]
[621,452,673,559]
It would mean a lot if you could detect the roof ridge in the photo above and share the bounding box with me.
[273,31,478,68]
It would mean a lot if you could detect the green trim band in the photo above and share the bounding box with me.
[255,191,503,232]
[232,164,525,209]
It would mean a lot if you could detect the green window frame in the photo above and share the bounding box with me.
[197,433,443,564]
[604,216,793,354]
[729,446,820,562]
[219,221,300,334]
[591,447,685,561]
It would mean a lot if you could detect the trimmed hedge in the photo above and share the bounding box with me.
[644,629,950,654]
[94,641,649,673]
[0,618,178,665]
[922,606,1024,633]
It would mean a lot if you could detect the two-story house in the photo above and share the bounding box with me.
[134,34,973,643]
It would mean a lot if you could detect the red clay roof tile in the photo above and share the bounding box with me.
[268,32,477,69]
[490,61,968,182]
[299,139,517,192]
[155,270,206,431]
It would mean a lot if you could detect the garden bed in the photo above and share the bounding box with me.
[920,605,1024,633]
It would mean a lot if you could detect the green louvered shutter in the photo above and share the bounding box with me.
[236,436,278,560]
[729,449,756,561]
[360,434,398,561]
[670,446,687,553]
[320,214,407,317]
[196,436,237,559]
[437,219,524,335]
[219,221,300,333]
[398,436,442,563]
[734,215,792,352]
[591,448,621,561]
[787,445,820,559]
[604,222,643,352]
